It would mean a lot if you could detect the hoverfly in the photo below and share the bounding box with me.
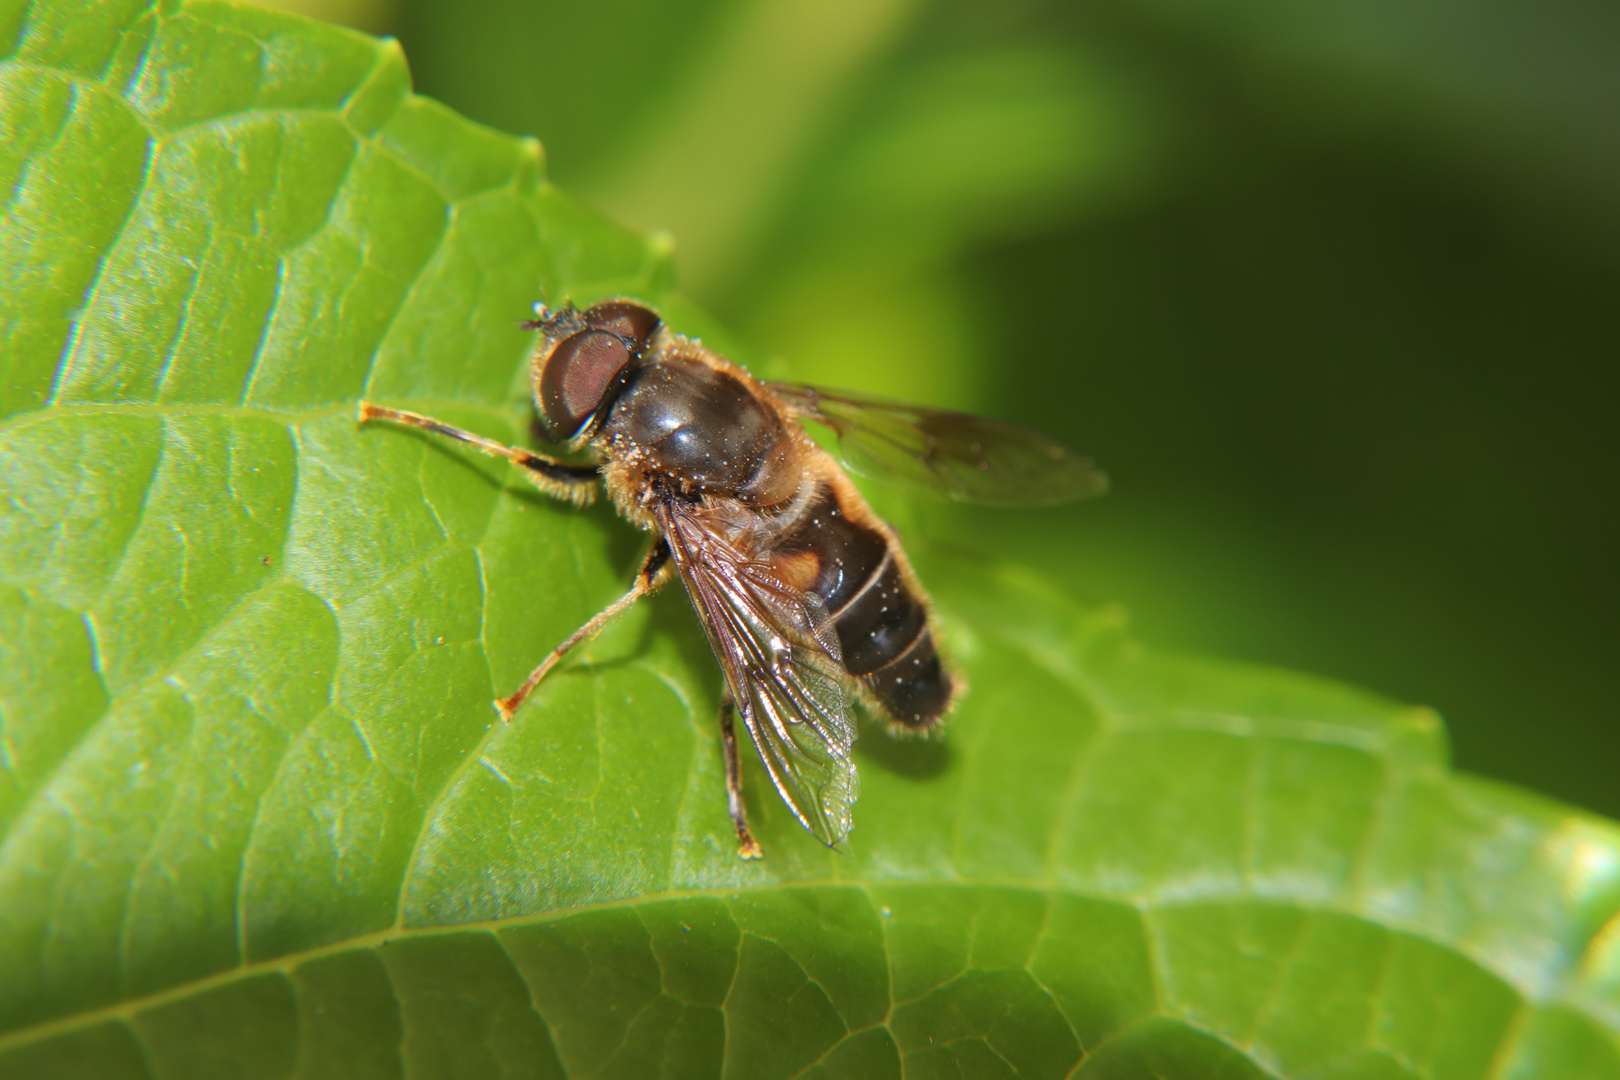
[358,299,1105,858]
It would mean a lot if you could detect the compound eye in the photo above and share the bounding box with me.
[583,301,661,353]
[540,330,632,438]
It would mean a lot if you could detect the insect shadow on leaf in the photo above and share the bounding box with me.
[854,719,952,779]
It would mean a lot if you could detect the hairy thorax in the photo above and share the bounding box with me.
[594,343,804,523]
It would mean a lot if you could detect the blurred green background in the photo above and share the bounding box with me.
[262,0,1619,818]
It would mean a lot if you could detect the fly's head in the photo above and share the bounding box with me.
[529,299,662,443]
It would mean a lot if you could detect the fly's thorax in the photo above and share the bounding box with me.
[594,346,802,507]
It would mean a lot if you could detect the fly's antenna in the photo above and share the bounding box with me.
[522,295,554,331]
[520,294,581,332]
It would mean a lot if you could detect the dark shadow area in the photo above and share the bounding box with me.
[637,577,723,698]
[963,127,1620,816]
[855,721,953,780]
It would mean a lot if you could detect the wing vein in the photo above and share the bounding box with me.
[655,499,861,846]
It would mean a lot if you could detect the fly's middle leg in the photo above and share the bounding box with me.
[720,691,765,860]
[494,538,672,722]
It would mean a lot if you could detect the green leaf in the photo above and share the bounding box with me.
[3,1,1620,1077]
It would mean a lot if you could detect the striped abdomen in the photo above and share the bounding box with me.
[772,483,952,726]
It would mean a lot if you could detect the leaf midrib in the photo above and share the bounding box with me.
[0,875,1549,1057]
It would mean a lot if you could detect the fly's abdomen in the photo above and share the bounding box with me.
[859,628,951,727]
[775,485,953,726]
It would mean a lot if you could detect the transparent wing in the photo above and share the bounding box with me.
[656,504,860,847]
[769,382,1108,506]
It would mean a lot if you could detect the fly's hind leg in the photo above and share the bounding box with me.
[720,691,764,860]
[357,401,599,503]
[495,538,672,722]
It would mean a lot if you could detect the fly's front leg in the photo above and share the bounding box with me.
[357,401,599,504]
[494,538,672,722]
[720,690,764,860]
